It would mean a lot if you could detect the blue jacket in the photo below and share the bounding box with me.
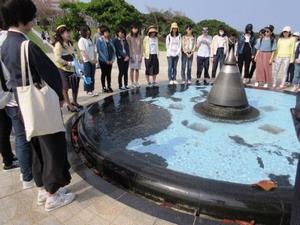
[96,38,116,63]
[237,33,256,56]
[113,38,130,60]
[295,42,300,61]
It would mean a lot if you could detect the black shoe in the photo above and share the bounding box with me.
[67,106,80,113]
[125,86,130,89]
[71,102,83,109]
[195,80,200,85]
[103,87,109,93]
[203,80,209,86]
[3,162,19,171]
[108,87,113,93]
[119,87,125,91]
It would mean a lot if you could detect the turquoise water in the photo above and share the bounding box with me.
[126,86,300,186]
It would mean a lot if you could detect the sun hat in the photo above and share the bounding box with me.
[147,25,158,35]
[170,22,179,32]
[56,24,67,31]
[293,32,300,37]
[282,26,292,32]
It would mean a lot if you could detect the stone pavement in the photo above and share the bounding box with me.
[0,52,291,225]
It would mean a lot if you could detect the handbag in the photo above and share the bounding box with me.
[17,40,65,141]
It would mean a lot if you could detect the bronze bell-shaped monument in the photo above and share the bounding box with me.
[194,48,260,122]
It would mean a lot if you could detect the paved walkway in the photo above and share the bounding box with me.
[0,50,293,225]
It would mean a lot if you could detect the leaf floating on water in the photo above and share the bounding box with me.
[252,180,278,191]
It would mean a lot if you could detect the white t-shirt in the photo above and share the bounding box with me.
[149,37,158,54]
[78,37,95,62]
[217,36,227,48]
[197,35,212,57]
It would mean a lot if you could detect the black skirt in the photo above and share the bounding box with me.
[145,54,159,76]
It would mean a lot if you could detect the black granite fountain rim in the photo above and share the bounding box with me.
[65,85,297,225]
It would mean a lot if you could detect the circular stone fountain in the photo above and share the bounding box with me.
[69,52,297,225]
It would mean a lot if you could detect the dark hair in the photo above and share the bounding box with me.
[259,28,266,34]
[260,27,275,48]
[170,29,179,37]
[116,27,126,37]
[53,26,73,48]
[130,24,140,37]
[185,24,193,30]
[100,25,110,35]
[280,31,292,38]
[80,25,91,39]
[0,0,36,27]
[149,32,157,37]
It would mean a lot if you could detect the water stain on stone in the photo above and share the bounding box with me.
[268,174,291,187]
[286,152,300,165]
[260,106,278,112]
[259,124,285,135]
[170,97,182,102]
[186,123,209,133]
[228,135,253,148]
[200,90,209,98]
[142,140,156,146]
[257,157,264,168]
[168,103,184,110]
[181,120,189,126]
[190,96,202,103]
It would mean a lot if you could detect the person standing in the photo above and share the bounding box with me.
[143,25,159,87]
[273,26,295,89]
[196,27,212,85]
[237,24,256,84]
[254,25,277,88]
[211,26,229,80]
[292,37,300,92]
[287,32,300,86]
[127,24,143,88]
[0,22,18,171]
[0,0,75,211]
[166,22,181,85]
[113,27,130,90]
[78,25,98,97]
[96,26,115,93]
[53,25,82,112]
[181,24,195,84]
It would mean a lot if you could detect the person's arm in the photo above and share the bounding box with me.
[196,36,201,49]
[273,39,279,60]
[29,42,64,101]
[176,35,182,56]
[53,42,69,67]
[290,39,296,63]
[165,35,170,52]
[96,39,107,63]
[210,36,216,58]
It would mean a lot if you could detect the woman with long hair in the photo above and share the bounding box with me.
[78,25,98,96]
[166,22,181,85]
[237,24,256,84]
[273,26,295,89]
[127,24,143,88]
[254,25,276,88]
[53,25,82,112]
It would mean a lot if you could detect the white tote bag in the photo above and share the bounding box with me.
[17,40,65,141]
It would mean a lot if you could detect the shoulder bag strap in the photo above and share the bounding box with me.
[20,40,34,87]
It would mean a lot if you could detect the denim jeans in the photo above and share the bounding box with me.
[293,64,300,85]
[181,53,193,81]
[167,56,179,81]
[197,56,210,79]
[5,107,32,181]
[83,62,96,92]
[211,47,225,78]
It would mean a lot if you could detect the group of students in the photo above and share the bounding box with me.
[164,23,300,90]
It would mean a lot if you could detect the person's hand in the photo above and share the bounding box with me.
[124,56,129,62]
[269,60,273,65]
[60,100,65,108]
[251,55,255,59]
[254,57,257,62]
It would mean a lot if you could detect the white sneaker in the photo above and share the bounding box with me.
[20,173,23,182]
[187,80,192,84]
[173,80,178,84]
[87,92,93,96]
[135,82,140,88]
[263,83,268,88]
[292,85,298,92]
[45,192,75,212]
[131,83,136,88]
[181,80,186,84]
[254,82,259,87]
[92,91,99,96]
[169,81,173,85]
[23,179,35,190]
[37,187,68,206]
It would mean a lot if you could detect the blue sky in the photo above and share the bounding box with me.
[81,0,299,32]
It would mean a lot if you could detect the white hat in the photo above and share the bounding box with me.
[293,32,300,37]
[282,26,292,32]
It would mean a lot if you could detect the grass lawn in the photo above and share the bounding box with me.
[27,31,50,53]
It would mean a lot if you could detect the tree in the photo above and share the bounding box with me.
[196,19,238,37]
[80,0,143,33]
